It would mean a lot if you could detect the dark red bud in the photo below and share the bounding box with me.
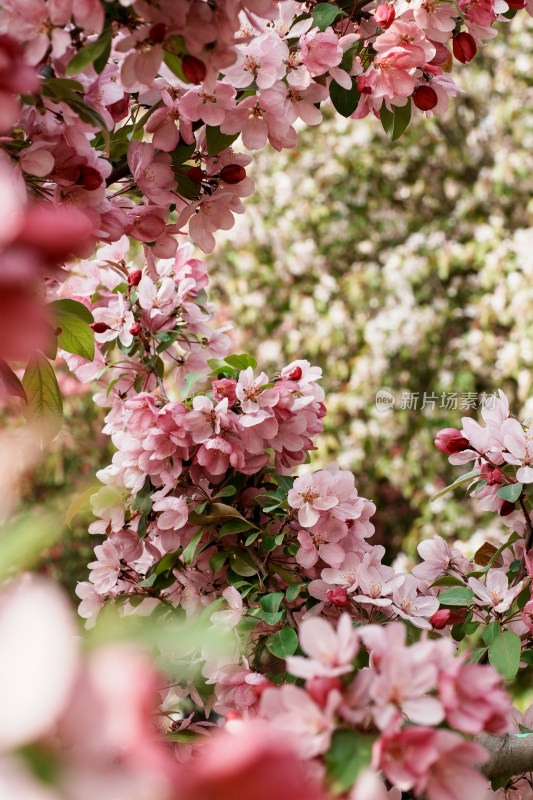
[412,85,438,111]
[77,165,103,191]
[149,23,167,43]
[220,164,247,184]
[128,269,143,286]
[452,32,477,64]
[430,609,450,629]
[374,4,395,28]
[188,166,205,184]
[499,500,516,517]
[434,428,470,455]
[507,0,526,7]
[480,464,503,486]
[326,587,349,607]
[306,676,343,708]
[105,93,130,123]
[129,322,143,336]
[357,75,372,94]
[288,366,303,381]
[429,42,452,68]
[91,322,110,333]
[182,55,207,84]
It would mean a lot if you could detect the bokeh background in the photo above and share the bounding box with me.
[18,15,533,594]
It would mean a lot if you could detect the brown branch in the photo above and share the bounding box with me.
[476,732,533,781]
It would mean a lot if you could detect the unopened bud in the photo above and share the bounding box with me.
[182,55,206,84]
[149,23,167,43]
[287,365,302,380]
[326,587,349,607]
[429,42,452,69]
[306,676,343,708]
[480,463,503,486]
[507,0,526,7]
[374,4,395,28]
[499,500,516,517]
[452,31,477,64]
[78,165,103,191]
[128,269,143,286]
[129,322,143,336]
[220,164,247,184]
[357,75,372,95]
[430,609,450,629]
[412,85,438,111]
[106,93,130,123]
[434,428,470,455]
[91,322,110,333]
[188,166,205,184]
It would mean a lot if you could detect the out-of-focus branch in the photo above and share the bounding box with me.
[476,733,533,781]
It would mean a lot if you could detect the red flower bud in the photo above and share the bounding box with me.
[287,366,302,380]
[149,23,167,43]
[77,165,103,191]
[91,322,110,333]
[220,164,247,184]
[188,166,205,184]
[480,463,503,486]
[182,55,207,84]
[212,378,237,405]
[357,75,373,95]
[306,676,343,708]
[412,85,438,111]
[429,42,452,68]
[106,93,130,123]
[326,587,349,607]
[452,32,477,64]
[499,500,516,517]
[430,609,450,629]
[374,4,395,28]
[507,0,526,7]
[128,269,143,286]
[129,322,143,336]
[434,428,470,455]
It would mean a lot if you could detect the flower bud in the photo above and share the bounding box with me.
[412,85,438,111]
[430,609,450,629]
[374,4,395,28]
[499,500,516,517]
[188,166,205,184]
[77,165,103,191]
[434,428,470,454]
[91,322,110,333]
[452,32,477,64]
[357,75,373,95]
[128,269,143,286]
[326,587,349,607]
[220,164,247,184]
[149,23,167,43]
[212,378,237,406]
[507,0,526,8]
[287,365,302,380]
[306,676,343,708]
[480,463,503,486]
[106,93,130,123]
[129,322,143,336]
[429,42,452,69]
[182,55,207,84]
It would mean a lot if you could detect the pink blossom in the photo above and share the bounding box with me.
[222,32,288,90]
[300,28,343,76]
[502,417,533,483]
[179,82,236,126]
[127,141,176,206]
[468,571,524,613]
[296,517,348,568]
[439,660,510,734]
[145,90,194,151]
[390,575,439,628]
[88,539,122,594]
[286,614,359,679]
[151,490,188,531]
[210,586,243,629]
[288,470,339,527]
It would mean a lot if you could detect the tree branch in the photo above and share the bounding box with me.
[476,733,533,781]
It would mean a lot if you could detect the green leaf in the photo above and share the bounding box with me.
[483,620,500,646]
[497,483,523,503]
[311,2,347,30]
[286,583,304,603]
[260,592,284,614]
[245,530,261,546]
[274,474,294,493]
[224,353,257,371]
[520,650,533,665]
[189,502,254,527]
[380,100,412,143]
[229,552,258,577]
[183,528,204,565]
[218,519,254,537]
[66,27,112,76]
[266,626,298,658]
[22,356,63,446]
[488,629,521,680]
[430,576,466,587]
[50,299,95,361]
[65,485,99,527]
[205,125,240,157]
[329,78,360,117]
[438,586,474,606]
[164,50,186,82]
[153,550,183,575]
[181,371,204,399]
[325,730,376,794]
[431,469,481,501]
[209,551,228,573]
[0,358,27,401]
[469,647,488,663]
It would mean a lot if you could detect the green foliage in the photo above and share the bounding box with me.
[488,629,521,680]
[325,730,376,794]
[266,626,298,657]
[22,356,63,446]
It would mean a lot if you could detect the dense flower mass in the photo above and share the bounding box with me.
[2,1,533,798]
